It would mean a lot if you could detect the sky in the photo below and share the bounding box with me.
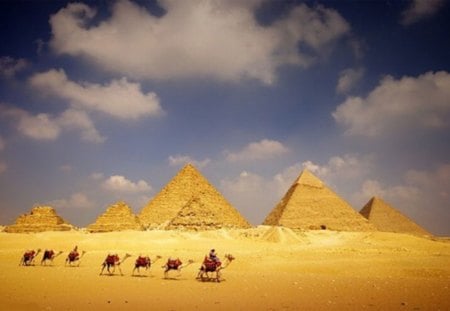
[0,0,449,235]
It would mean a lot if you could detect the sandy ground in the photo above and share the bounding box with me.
[0,227,449,311]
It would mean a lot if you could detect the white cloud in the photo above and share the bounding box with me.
[102,175,152,193]
[30,69,163,120]
[333,71,450,137]
[49,0,350,84]
[336,67,364,94]
[226,139,289,162]
[168,155,211,168]
[302,153,374,180]
[400,0,445,26]
[17,112,61,141]
[0,105,104,143]
[0,56,28,78]
[58,109,105,143]
[48,192,95,209]
[220,170,279,224]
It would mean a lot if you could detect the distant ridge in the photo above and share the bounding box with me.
[263,169,375,231]
[139,163,251,230]
[87,201,143,233]
[360,197,430,236]
[5,205,73,233]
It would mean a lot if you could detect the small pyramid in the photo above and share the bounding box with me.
[139,164,251,229]
[263,169,375,231]
[360,197,430,236]
[261,226,305,243]
[5,205,73,233]
[87,201,143,233]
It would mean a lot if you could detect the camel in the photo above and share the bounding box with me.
[65,246,86,267]
[19,249,41,266]
[132,255,162,276]
[162,257,194,279]
[100,253,132,276]
[197,253,235,282]
[41,250,63,266]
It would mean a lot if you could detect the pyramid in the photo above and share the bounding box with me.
[263,169,375,231]
[139,164,251,229]
[5,205,73,233]
[87,201,144,232]
[360,197,430,236]
[167,195,249,230]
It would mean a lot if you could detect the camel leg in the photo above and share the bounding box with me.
[117,264,123,276]
[100,263,106,275]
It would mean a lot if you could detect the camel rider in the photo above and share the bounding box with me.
[209,249,221,264]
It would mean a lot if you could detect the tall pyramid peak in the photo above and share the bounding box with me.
[5,205,73,233]
[360,197,430,236]
[87,201,144,233]
[139,164,251,230]
[263,169,375,231]
[295,169,324,188]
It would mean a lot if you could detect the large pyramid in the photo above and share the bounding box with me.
[87,201,144,233]
[360,197,430,236]
[263,169,375,231]
[139,164,251,230]
[5,205,73,233]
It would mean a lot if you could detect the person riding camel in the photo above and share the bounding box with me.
[209,249,221,265]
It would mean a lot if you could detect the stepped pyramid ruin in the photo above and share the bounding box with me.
[360,197,430,236]
[263,169,375,231]
[87,201,144,232]
[5,205,73,233]
[139,163,251,230]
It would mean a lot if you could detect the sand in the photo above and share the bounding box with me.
[1,227,449,310]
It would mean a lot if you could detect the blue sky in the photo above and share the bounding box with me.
[1,0,449,235]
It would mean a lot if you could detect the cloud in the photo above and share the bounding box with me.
[30,69,163,120]
[400,0,445,26]
[220,170,279,224]
[48,192,95,209]
[58,109,105,143]
[336,67,364,94]
[0,56,28,78]
[333,71,450,137]
[49,0,350,84]
[226,139,289,162]
[168,155,211,168]
[0,105,104,143]
[102,175,151,193]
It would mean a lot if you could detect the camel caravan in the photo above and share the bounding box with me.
[19,246,235,282]
[10,165,432,282]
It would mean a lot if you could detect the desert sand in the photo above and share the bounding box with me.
[1,227,449,311]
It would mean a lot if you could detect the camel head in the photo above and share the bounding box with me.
[224,254,235,262]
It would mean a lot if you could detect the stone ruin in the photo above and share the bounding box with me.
[263,169,375,232]
[139,163,251,230]
[360,197,430,236]
[4,205,73,233]
[87,201,144,233]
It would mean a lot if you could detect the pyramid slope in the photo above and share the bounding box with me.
[139,164,251,229]
[360,197,430,236]
[87,201,143,233]
[5,206,73,233]
[167,196,250,231]
[263,169,375,231]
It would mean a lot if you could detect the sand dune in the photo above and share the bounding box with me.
[1,228,449,310]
